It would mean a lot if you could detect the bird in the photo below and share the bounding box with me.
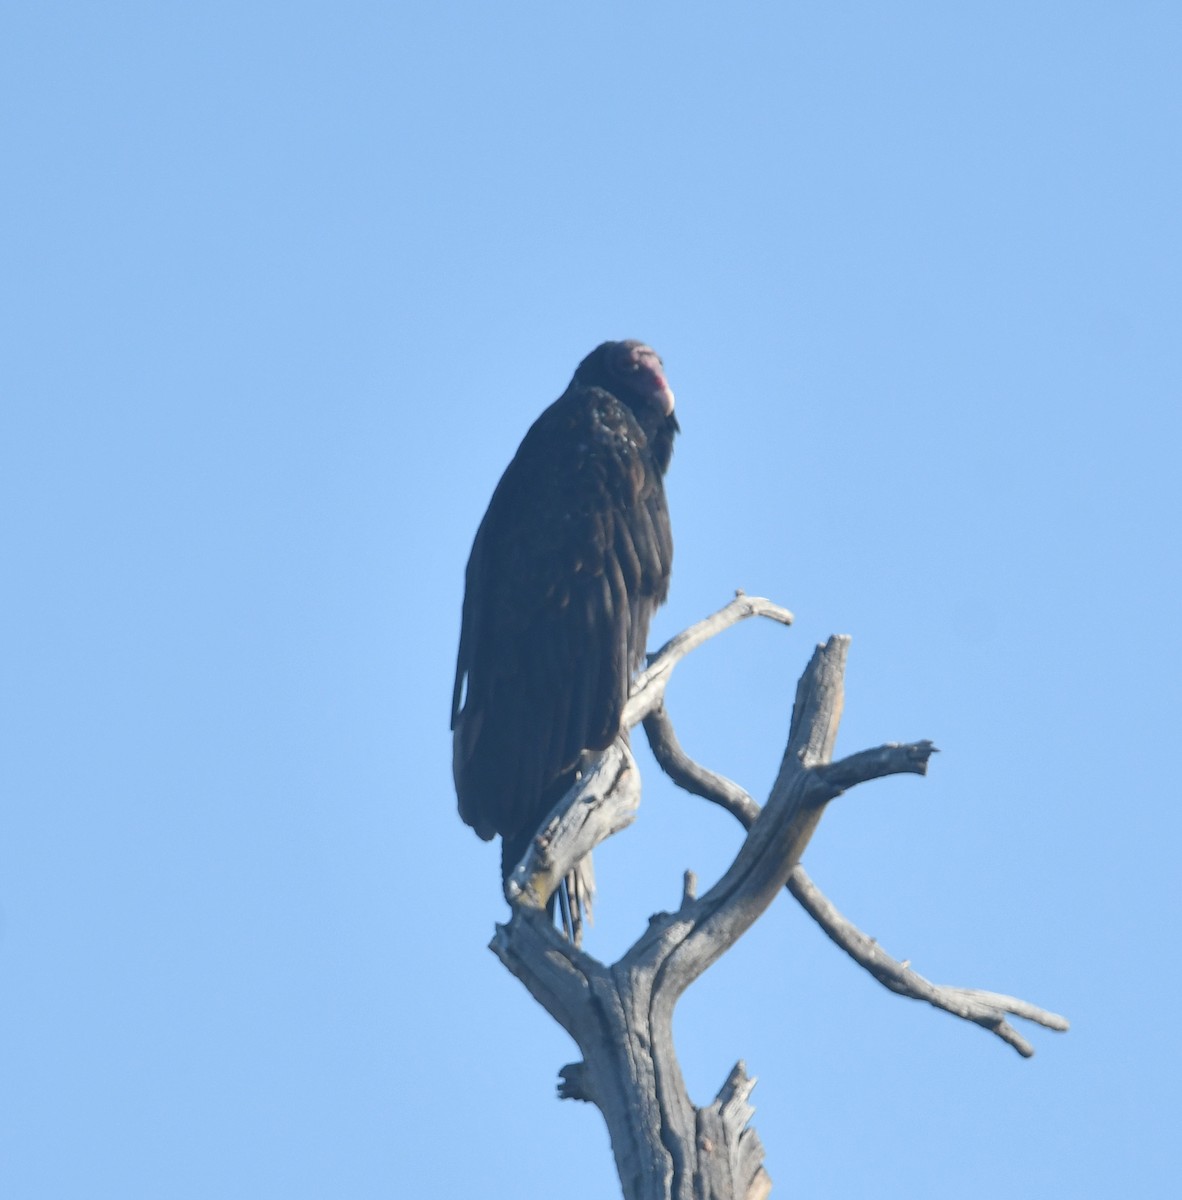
[451,340,678,932]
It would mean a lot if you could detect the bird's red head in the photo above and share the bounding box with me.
[575,340,676,418]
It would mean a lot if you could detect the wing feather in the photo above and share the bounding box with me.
[452,378,675,859]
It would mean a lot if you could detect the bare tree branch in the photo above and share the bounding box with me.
[642,693,1069,1058]
[641,705,759,821]
[503,739,640,920]
[623,592,794,730]
[787,873,1070,1057]
[631,637,856,1002]
[491,596,1069,1197]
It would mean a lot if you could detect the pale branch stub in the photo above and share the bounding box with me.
[491,594,1068,1200]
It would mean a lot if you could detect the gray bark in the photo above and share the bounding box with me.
[491,595,1068,1198]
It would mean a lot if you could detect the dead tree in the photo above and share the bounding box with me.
[493,594,1068,1200]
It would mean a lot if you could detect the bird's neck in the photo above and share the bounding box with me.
[647,413,678,475]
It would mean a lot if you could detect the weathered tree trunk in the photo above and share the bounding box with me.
[492,596,1067,1199]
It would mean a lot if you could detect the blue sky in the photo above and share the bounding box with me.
[3,3,1180,1196]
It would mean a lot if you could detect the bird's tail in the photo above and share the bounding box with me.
[501,832,595,947]
[556,854,595,946]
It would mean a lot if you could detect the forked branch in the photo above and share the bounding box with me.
[492,595,1068,1199]
[643,704,1069,1057]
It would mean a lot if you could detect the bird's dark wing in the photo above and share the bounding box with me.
[451,386,672,849]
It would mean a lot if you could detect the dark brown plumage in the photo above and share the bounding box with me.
[451,340,678,882]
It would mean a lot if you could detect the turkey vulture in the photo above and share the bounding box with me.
[451,340,678,914]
